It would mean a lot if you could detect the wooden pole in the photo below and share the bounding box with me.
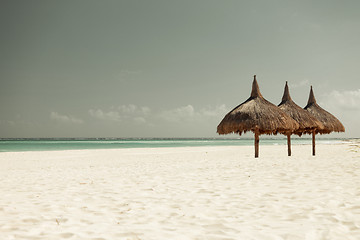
[312,129,316,156]
[287,132,291,156]
[254,129,259,158]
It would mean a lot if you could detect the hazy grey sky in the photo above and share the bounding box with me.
[1,0,359,138]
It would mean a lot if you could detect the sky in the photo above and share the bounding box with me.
[0,0,359,138]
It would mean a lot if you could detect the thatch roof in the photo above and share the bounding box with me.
[217,76,299,136]
[278,82,325,136]
[304,86,345,134]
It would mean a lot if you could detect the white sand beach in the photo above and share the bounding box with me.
[1,141,360,240]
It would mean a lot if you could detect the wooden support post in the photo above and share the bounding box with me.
[287,132,291,156]
[312,130,316,156]
[254,129,259,158]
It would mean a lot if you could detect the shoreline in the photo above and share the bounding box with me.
[0,140,351,155]
[0,138,353,154]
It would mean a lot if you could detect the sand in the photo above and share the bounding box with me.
[0,141,359,240]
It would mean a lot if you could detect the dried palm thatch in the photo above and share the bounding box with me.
[304,86,345,155]
[278,82,325,156]
[217,75,299,158]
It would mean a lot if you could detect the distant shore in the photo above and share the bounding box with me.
[0,137,351,152]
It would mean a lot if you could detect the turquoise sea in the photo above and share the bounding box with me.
[0,138,349,152]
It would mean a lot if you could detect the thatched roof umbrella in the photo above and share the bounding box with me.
[217,75,299,158]
[304,86,345,155]
[278,82,324,156]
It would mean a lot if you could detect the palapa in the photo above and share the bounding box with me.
[278,82,324,156]
[304,86,345,155]
[217,75,299,158]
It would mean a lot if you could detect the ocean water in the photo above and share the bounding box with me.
[0,138,347,152]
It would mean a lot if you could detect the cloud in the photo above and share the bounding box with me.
[89,104,151,122]
[290,79,310,88]
[88,104,228,126]
[117,104,151,115]
[159,104,227,122]
[321,89,360,111]
[319,89,360,137]
[160,105,195,122]
[117,104,137,114]
[50,112,84,124]
[199,104,228,117]
[88,109,122,122]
